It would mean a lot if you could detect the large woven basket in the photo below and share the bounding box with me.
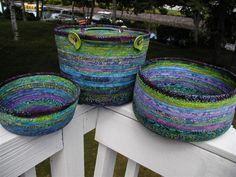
[133,58,236,142]
[0,73,80,136]
[54,25,150,106]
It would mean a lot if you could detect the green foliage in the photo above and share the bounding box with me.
[46,0,62,5]
[61,0,71,6]
[97,2,108,9]
[158,7,168,15]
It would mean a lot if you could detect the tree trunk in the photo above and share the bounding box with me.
[112,0,116,23]
[214,1,226,66]
[9,0,19,41]
[193,12,200,47]
[89,0,95,24]
[121,6,123,17]
[0,0,4,14]
[232,40,236,67]
[21,0,26,21]
[82,5,85,18]
[36,0,39,19]
[72,0,75,21]
[40,0,44,19]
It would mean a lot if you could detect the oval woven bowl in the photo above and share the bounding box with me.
[54,25,150,106]
[133,58,236,142]
[0,73,80,136]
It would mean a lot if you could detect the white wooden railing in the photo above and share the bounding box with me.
[1,104,236,177]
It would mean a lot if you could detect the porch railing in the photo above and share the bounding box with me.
[1,104,236,177]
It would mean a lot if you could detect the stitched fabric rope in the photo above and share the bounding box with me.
[133,58,236,142]
[0,73,80,136]
[54,25,150,105]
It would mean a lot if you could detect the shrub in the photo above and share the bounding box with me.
[158,7,168,15]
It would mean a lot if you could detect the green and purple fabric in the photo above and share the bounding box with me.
[0,73,80,136]
[54,25,150,106]
[133,58,236,142]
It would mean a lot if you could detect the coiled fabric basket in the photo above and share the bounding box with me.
[54,25,150,106]
[133,58,236,142]
[0,73,80,136]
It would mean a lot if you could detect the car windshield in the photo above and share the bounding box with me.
[93,14,103,19]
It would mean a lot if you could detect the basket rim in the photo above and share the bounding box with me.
[54,24,150,42]
[138,57,236,102]
[0,72,80,118]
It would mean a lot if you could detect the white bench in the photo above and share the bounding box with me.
[0,104,236,177]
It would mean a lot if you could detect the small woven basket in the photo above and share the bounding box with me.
[0,73,80,136]
[54,25,150,106]
[133,58,236,142]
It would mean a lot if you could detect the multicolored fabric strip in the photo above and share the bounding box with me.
[55,25,150,105]
[133,58,236,142]
[0,73,80,136]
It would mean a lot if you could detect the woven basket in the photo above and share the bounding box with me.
[54,25,150,106]
[133,58,236,142]
[0,73,80,136]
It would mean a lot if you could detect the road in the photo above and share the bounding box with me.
[46,4,195,30]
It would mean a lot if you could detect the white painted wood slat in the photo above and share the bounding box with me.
[20,167,37,177]
[124,159,140,177]
[50,106,97,177]
[95,108,236,177]
[106,104,236,163]
[0,105,95,177]
[93,143,117,177]
[0,129,63,177]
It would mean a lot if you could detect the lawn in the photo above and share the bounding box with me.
[0,17,235,177]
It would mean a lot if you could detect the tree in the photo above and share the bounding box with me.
[40,0,44,19]
[206,0,236,65]
[180,0,208,47]
[0,0,4,14]
[21,0,26,21]
[36,0,39,18]
[6,0,19,40]
[72,0,75,20]
[89,0,95,23]
[112,0,116,23]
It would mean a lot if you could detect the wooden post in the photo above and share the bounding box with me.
[124,159,140,177]
[94,143,117,177]
[50,109,85,177]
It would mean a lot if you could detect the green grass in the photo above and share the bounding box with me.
[0,17,235,177]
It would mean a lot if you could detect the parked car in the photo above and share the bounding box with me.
[50,10,61,19]
[45,9,78,21]
[114,19,124,26]
[91,11,112,24]
[150,32,157,40]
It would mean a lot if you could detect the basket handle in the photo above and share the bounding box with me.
[68,32,81,50]
[134,35,143,51]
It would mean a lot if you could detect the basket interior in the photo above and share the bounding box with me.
[0,75,78,116]
[62,26,146,38]
[141,60,236,96]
